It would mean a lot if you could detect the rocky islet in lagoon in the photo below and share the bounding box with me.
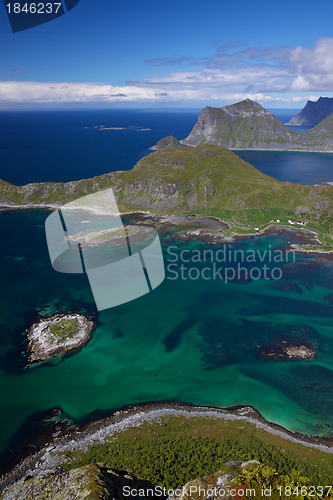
[24,313,96,365]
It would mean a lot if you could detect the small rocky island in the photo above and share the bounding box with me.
[260,341,315,360]
[25,313,95,365]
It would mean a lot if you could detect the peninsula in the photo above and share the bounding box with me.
[2,142,333,250]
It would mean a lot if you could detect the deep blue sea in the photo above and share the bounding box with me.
[1,108,333,471]
[0,109,201,185]
[1,108,333,186]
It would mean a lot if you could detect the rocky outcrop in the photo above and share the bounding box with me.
[181,99,333,151]
[150,136,182,151]
[287,97,333,126]
[259,341,315,360]
[0,465,159,500]
[168,461,260,500]
[0,461,261,500]
[25,313,95,365]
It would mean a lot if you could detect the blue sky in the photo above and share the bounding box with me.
[1,0,333,108]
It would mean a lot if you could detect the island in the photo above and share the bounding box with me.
[25,313,95,365]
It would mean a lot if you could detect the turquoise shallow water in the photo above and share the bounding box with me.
[2,209,333,466]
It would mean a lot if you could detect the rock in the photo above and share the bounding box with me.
[24,313,95,365]
[259,341,315,360]
[0,464,159,500]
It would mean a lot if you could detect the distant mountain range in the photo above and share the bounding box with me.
[180,98,333,152]
[287,97,333,127]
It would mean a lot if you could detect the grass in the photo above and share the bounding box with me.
[48,318,81,344]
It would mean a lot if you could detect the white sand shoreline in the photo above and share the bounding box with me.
[1,403,333,492]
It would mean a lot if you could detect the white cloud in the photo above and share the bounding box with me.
[289,38,333,91]
[0,81,324,108]
[227,93,291,103]
[291,95,320,103]
[2,38,333,106]
[0,81,170,103]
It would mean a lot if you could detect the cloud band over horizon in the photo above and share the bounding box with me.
[1,38,333,107]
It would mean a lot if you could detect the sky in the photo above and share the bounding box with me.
[1,0,333,109]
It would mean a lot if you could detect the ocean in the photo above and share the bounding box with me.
[1,109,333,470]
[1,109,333,186]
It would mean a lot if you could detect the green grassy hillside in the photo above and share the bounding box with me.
[59,415,333,489]
[1,143,333,247]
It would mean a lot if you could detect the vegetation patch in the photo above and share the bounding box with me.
[48,317,81,344]
[58,416,333,489]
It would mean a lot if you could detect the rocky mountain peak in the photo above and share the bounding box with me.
[287,96,333,126]
[222,99,268,118]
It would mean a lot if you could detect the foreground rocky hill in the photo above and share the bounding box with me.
[180,99,333,151]
[0,460,318,500]
[287,97,333,127]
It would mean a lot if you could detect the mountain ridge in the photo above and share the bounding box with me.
[0,143,328,214]
[180,99,333,152]
[2,143,333,248]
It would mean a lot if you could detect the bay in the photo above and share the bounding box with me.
[1,108,333,470]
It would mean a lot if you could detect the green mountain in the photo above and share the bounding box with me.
[287,97,333,126]
[0,143,328,212]
[1,143,333,245]
[180,99,333,151]
[149,135,182,150]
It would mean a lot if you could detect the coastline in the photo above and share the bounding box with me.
[1,401,333,492]
[0,203,330,255]
[231,148,333,153]
[178,141,333,153]
[0,203,151,217]
[131,213,330,253]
